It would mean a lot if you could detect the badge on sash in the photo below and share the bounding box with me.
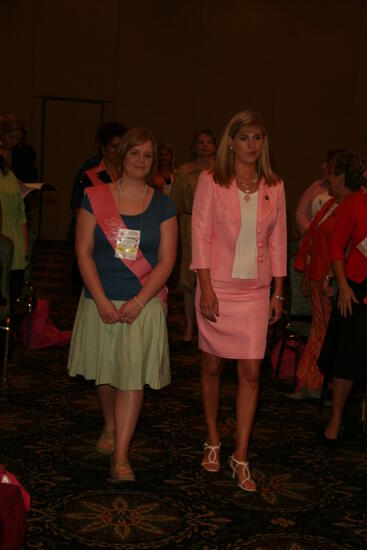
[115,229,141,260]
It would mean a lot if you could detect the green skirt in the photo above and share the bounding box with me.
[67,293,171,390]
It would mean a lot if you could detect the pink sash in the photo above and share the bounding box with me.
[85,159,106,187]
[86,185,167,305]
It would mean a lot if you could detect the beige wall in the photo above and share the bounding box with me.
[2,0,367,239]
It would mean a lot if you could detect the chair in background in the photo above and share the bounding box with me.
[0,235,14,383]
[273,254,312,388]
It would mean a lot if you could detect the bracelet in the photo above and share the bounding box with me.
[134,296,145,310]
[322,275,333,281]
[273,294,285,302]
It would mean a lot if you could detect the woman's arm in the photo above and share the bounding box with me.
[75,208,121,324]
[170,168,186,211]
[268,184,287,324]
[191,173,219,321]
[117,216,178,323]
[268,183,287,278]
[330,196,359,316]
[332,259,358,317]
[197,268,219,322]
[269,276,284,325]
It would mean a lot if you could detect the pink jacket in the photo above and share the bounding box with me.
[190,171,287,288]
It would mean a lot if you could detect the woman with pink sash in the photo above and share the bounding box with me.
[67,129,177,482]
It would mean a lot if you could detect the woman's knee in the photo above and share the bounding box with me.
[201,353,222,377]
[237,360,261,384]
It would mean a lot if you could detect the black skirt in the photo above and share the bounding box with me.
[318,278,367,381]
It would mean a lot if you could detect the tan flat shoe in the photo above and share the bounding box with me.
[96,430,115,455]
[108,458,135,483]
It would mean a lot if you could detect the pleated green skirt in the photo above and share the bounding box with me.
[67,293,171,390]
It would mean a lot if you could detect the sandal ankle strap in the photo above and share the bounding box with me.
[229,455,251,481]
[203,442,221,464]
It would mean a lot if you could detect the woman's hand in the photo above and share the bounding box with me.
[117,298,143,324]
[301,274,310,297]
[337,283,359,317]
[269,295,283,325]
[200,286,219,322]
[322,277,334,297]
[95,297,121,324]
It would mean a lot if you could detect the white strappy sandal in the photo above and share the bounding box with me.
[228,454,256,492]
[201,441,221,472]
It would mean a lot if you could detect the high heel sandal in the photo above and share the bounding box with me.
[228,454,256,492]
[201,441,221,472]
[96,430,115,455]
[108,458,135,483]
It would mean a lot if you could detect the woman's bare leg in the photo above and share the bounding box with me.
[324,377,354,440]
[113,389,144,462]
[96,384,116,453]
[96,384,116,432]
[235,359,261,459]
[232,359,261,491]
[200,351,223,446]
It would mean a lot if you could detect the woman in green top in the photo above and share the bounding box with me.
[0,130,28,311]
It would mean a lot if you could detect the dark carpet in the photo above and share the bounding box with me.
[1,242,366,549]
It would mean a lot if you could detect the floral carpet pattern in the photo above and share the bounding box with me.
[0,242,366,549]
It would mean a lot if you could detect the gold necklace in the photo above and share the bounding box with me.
[235,174,259,202]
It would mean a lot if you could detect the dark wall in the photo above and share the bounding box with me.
[2,0,367,239]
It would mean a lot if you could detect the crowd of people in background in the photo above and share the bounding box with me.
[1,109,366,491]
[0,114,35,314]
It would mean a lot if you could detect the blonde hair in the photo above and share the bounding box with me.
[214,110,280,187]
[116,128,157,181]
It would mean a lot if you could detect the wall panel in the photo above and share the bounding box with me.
[0,0,35,128]
[115,1,201,164]
[33,0,119,100]
[196,0,284,138]
[350,0,367,157]
[41,100,102,240]
[1,0,367,240]
[273,0,364,235]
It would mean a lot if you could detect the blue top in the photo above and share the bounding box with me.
[81,189,176,300]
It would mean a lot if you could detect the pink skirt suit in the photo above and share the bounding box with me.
[190,171,287,359]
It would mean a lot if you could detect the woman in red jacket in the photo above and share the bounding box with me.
[289,150,364,399]
[318,154,367,444]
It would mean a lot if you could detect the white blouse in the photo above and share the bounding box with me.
[231,189,258,279]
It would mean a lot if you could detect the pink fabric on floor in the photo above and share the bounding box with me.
[271,339,305,380]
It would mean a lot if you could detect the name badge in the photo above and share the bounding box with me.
[115,229,141,260]
[357,236,367,259]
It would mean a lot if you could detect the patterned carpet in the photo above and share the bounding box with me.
[1,242,366,549]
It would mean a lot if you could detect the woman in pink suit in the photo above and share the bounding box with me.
[191,110,287,492]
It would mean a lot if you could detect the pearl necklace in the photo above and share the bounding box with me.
[235,174,259,202]
[117,177,147,201]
